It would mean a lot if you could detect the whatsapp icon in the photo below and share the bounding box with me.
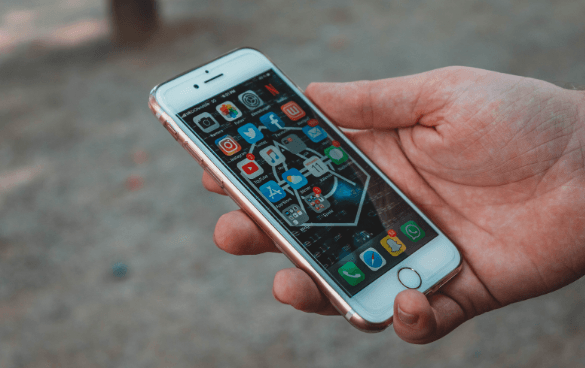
[400,221,425,242]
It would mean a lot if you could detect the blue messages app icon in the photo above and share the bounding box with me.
[302,124,327,143]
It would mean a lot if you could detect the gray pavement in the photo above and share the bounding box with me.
[1,1,584,367]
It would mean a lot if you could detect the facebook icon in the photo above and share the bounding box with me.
[259,112,286,132]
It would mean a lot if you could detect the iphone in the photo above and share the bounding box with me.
[149,48,462,332]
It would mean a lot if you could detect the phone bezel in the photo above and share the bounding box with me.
[151,48,461,327]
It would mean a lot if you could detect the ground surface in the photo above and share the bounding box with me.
[1,0,585,367]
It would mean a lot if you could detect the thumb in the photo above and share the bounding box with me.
[304,67,461,130]
[393,289,468,344]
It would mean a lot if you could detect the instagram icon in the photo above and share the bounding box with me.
[215,135,241,156]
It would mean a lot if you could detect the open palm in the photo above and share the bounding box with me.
[203,66,585,343]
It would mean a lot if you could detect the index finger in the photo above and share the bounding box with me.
[304,66,482,130]
[202,170,227,195]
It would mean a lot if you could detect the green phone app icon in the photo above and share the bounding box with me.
[338,262,365,286]
[400,221,425,242]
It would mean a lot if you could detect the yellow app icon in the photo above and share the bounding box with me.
[380,233,406,256]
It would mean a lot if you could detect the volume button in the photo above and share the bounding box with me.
[205,167,224,188]
[182,141,202,164]
[163,121,179,140]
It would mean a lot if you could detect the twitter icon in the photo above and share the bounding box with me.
[237,123,264,144]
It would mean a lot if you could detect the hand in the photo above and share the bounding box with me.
[203,66,585,343]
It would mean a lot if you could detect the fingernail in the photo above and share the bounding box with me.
[397,304,419,325]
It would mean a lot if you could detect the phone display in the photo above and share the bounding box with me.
[177,69,439,297]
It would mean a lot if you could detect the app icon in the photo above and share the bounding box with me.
[280,134,307,154]
[265,84,279,96]
[281,101,306,121]
[302,124,327,143]
[338,262,365,286]
[259,145,285,166]
[302,192,331,213]
[259,112,286,131]
[215,135,241,156]
[237,123,264,144]
[260,180,286,203]
[281,168,308,190]
[380,233,406,256]
[238,90,264,110]
[401,221,426,242]
[193,112,220,133]
[360,248,387,271]
[281,204,309,226]
[303,156,329,177]
[325,145,348,165]
[216,101,242,121]
[237,158,264,179]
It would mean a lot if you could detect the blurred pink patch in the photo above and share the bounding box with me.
[0,163,45,194]
[0,12,107,53]
[125,175,144,191]
[4,10,36,25]
[0,32,16,53]
[132,150,148,165]
[0,9,37,53]
[49,19,108,47]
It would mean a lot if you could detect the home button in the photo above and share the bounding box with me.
[398,268,422,289]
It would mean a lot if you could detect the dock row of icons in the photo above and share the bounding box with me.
[338,224,426,286]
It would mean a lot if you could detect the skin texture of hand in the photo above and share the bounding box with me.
[202,66,585,343]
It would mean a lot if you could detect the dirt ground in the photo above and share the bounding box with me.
[1,0,584,367]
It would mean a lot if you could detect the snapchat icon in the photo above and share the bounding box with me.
[380,231,406,256]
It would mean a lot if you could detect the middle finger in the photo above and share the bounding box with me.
[214,209,281,255]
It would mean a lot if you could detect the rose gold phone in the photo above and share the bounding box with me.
[149,48,462,332]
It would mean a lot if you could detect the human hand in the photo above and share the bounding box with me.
[203,66,585,343]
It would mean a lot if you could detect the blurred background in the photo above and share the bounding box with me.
[1,0,584,367]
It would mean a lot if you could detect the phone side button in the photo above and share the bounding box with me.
[163,121,179,140]
[205,167,224,188]
[182,142,202,164]
[344,309,356,321]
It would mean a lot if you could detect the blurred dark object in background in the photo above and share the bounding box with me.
[110,0,159,44]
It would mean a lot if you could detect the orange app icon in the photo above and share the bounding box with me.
[281,101,306,121]
[380,230,406,256]
[215,135,241,156]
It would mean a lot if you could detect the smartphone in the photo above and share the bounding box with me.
[149,48,462,332]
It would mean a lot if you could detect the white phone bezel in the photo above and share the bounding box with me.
[152,48,461,324]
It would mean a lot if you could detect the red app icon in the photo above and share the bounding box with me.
[242,162,258,175]
[237,158,264,179]
[215,135,241,156]
[281,101,306,121]
[265,84,279,96]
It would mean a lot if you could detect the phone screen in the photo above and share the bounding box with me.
[177,69,438,296]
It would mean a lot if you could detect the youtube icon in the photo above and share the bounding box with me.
[243,162,258,175]
[237,158,264,179]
